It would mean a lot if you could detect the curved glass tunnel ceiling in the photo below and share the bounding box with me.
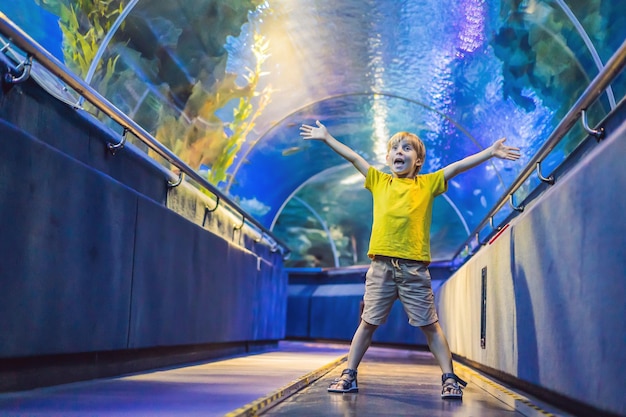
[2,0,624,267]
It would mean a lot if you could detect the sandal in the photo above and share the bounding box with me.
[441,373,467,399]
[328,368,358,393]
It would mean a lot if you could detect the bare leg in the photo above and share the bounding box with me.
[328,320,378,392]
[420,321,453,374]
[346,320,378,369]
[420,321,463,396]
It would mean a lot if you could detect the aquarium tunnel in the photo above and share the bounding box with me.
[0,1,625,416]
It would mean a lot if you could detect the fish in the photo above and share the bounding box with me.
[281,144,310,156]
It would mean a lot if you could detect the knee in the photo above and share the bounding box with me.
[359,320,379,333]
[419,321,441,335]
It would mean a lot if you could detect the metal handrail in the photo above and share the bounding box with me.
[453,38,626,262]
[0,12,289,257]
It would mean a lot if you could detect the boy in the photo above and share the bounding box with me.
[299,120,520,399]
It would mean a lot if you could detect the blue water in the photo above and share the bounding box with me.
[1,2,63,60]
[1,0,623,266]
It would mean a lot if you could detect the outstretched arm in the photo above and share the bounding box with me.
[300,120,370,177]
[443,138,521,181]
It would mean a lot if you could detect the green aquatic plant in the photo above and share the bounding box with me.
[208,33,272,186]
[34,0,124,96]
[154,31,271,187]
[35,0,272,189]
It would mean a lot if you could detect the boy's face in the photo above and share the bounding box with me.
[386,138,423,178]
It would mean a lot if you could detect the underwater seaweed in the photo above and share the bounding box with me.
[34,0,272,188]
[153,31,271,187]
[34,0,125,98]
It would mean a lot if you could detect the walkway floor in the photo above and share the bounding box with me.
[0,341,574,417]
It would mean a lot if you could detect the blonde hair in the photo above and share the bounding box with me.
[387,132,426,171]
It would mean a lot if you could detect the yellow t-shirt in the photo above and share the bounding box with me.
[365,167,447,262]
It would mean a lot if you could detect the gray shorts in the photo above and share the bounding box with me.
[361,256,438,327]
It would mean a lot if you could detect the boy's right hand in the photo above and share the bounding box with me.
[300,120,329,141]
[299,120,370,176]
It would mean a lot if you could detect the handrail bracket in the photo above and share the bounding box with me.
[536,162,555,185]
[167,171,183,188]
[3,54,32,84]
[509,194,524,212]
[108,127,127,155]
[581,109,605,141]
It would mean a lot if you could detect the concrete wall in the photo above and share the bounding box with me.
[0,78,286,359]
[436,115,626,416]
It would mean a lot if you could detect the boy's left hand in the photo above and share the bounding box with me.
[491,138,521,161]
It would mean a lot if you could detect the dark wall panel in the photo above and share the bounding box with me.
[308,284,363,340]
[0,82,167,203]
[0,81,90,163]
[286,285,315,338]
[0,120,135,357]
[289,284,429,345]
[0,78,287,361]
[253,253,287,340]
[129,197,286,348]
[372,302,427,345]
[286,267,449,344]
